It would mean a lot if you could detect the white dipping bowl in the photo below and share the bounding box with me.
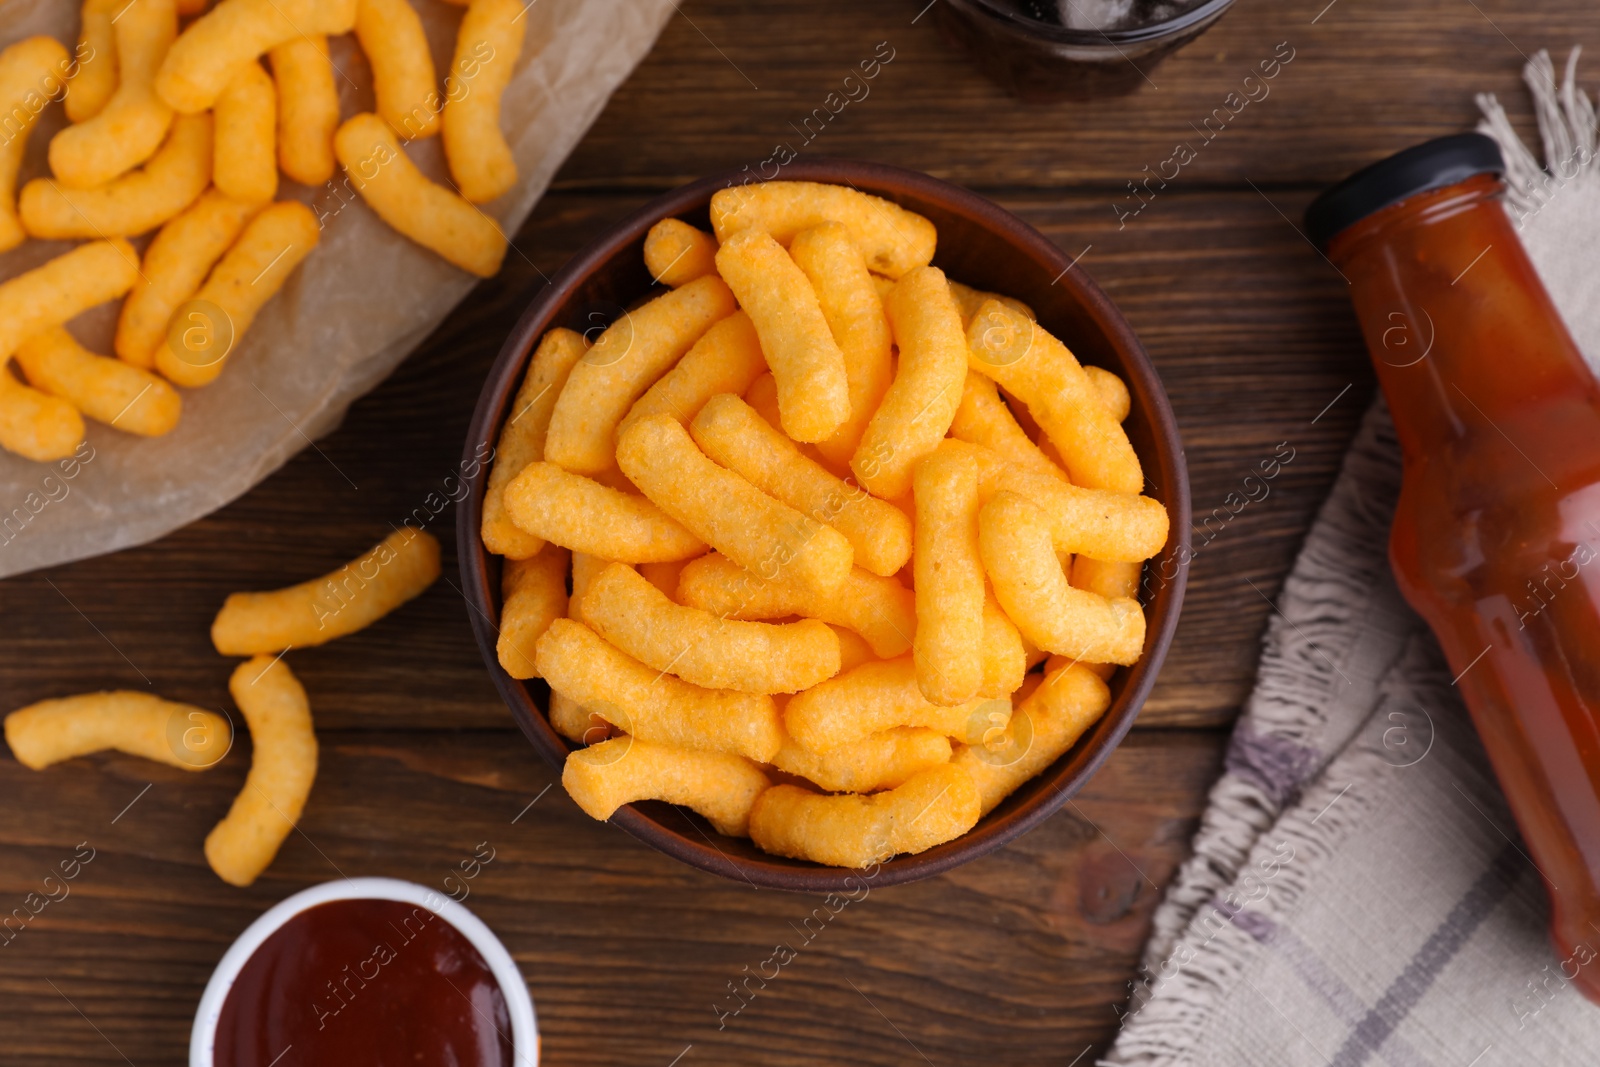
[190,877,538,1067]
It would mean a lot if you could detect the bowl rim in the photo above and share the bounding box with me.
[457,157,1191,893]
[189,876,538,1066]
[953,0,1238,45]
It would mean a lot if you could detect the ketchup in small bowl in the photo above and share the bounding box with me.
[192,878,537,1067]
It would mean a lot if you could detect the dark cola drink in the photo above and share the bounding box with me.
[936,0,1235,101]
[991,0,1210,31]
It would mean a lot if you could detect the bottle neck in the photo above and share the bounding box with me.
[1329,176,1599,477]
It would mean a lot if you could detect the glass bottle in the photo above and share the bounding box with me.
[1310,134,1600,1003]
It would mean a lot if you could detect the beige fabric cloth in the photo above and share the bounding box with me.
[0,0,674,578]
[1105,48,1600,1067]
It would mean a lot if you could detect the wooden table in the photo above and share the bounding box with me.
[4,1,1596,1062]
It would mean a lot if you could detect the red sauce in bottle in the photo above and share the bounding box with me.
[1319,143,1600,1003]
[213,898,515,1066]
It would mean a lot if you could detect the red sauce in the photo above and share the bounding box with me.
[213,898,514,1066]
[1330,173,1600,1004]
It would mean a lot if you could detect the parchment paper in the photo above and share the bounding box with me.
[0,0,674,579]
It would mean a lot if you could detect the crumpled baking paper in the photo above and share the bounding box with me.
[0,0,674,579]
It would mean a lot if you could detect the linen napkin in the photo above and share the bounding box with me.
[1105,48,1600,1066]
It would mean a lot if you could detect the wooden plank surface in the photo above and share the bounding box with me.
[0,729,1224,1064]
[559,0,1590,190]
[3,0,1597,1063]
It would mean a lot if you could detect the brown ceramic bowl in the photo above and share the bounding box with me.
[458,159,1190,892]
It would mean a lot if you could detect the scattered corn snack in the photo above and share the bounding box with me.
[204,656,318,887]
[1,0,560,465]
[443,0,528,201]
[211,528,441,655]
[5,691,230,772]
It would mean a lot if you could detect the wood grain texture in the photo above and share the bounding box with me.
[0,729,1222,1064]
[555,0,1600,191]
[1,0,1591,1061]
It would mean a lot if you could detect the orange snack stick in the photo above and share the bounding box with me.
[497,544,570,680]
[204,656,318,886]
[268,35,339,185]
[911,445,985,705]
[979,491,1145,665]
[534,618,783,762]
[739,374,844,487]
[789,221,894,467]
[212,59,277,203]
[156,0,358,113]
[0,37,71,251]
[676,553,916,660]
[953,662,1110,814]
[1084,366,1131,422]
[950,372,1065,484]
[4,691,230,772]
[503,461,706,563]
[481,328,589,559]
[334,113,507,277]
[21,111,212,238]
[637,558,693,600]
[565,551,611,624]
[115,190,262,368]
[829,624,876,673]
[783,657,998,751]
[1070,556,1144,679]
[714,229,850,443]
[947,279,1033,327]
[548,690,614,746]
[771,727,951,794]
[582,563,839,695]
[355,0,439,140]
[155,199,319,387]
[643,218,718,287]
[568,552,609,607]
[15,327,181,437]
[0,373,84,463]
[48,0,176,189]
[617,414,853,595]
[65,1,119,123]
[442,0,528,200]
[966,300,1142,493]
[938,439,1168,563]
[0,238,140,460]
[0,237,140,361]
[211,529,441,655]
[850,265,967,499]
[709,180,936,279]
[563,737,771,837]
[543,274,736,473]
[749,764,980,868]
[980,591,1027,698]
[619,311,768,437]
[690,394,911,577]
